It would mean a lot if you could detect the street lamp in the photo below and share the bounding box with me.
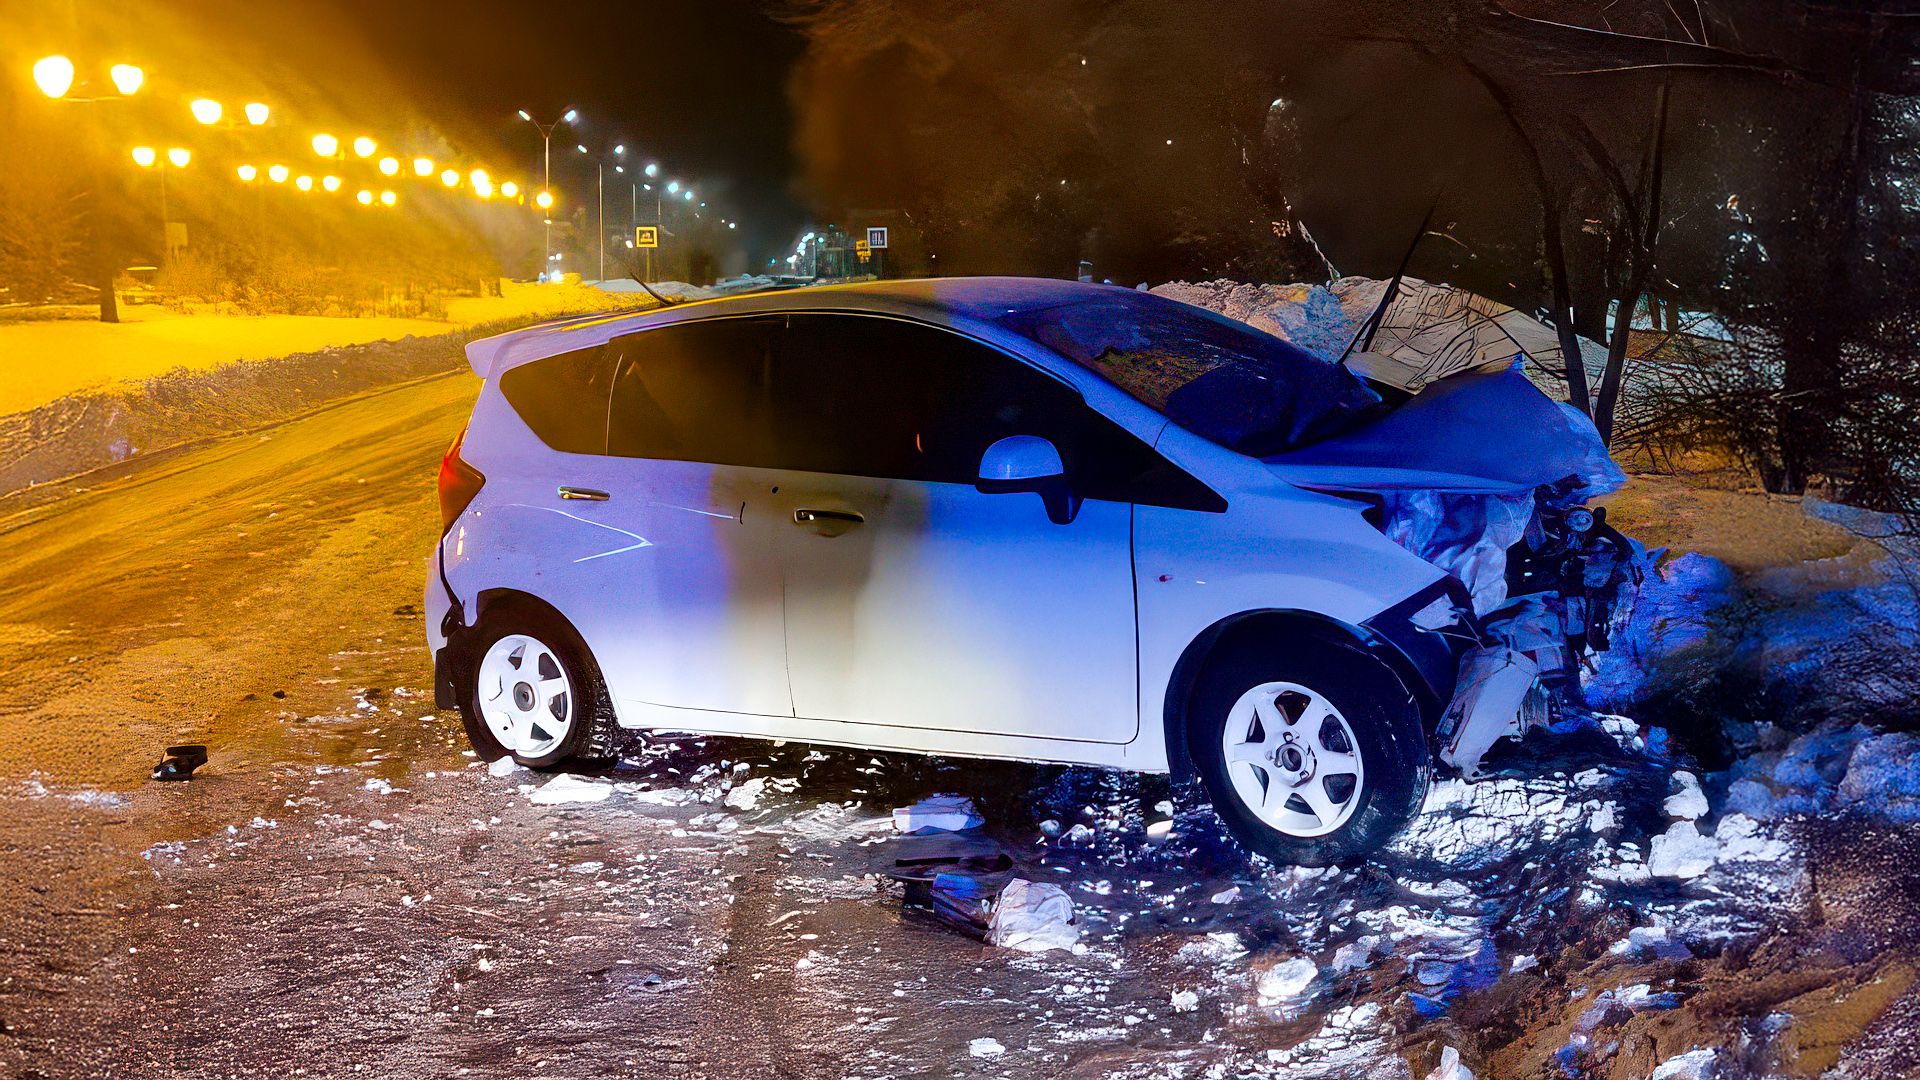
[236,164,257,181]
[190,98,222,125]
[352,136,376,158]
[269,164,289,183]
[645,163,659,178]
[500,181,519,198]
[380,191,397,206]
[322,175,341,192]
[535,190,554,209]
[356,189,373,205]
[167,148,190,167]
[130,146,156,167]
[32,56,75,98]
[312,134,338,157]
[412,157,433,177]
[244,102,269,125]
[440,169,459,188]
[378,157,399,176]
[110,65,144,96]
[295,175,313,191]
[516,107,578,281]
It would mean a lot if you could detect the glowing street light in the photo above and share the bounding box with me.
[412,157,433,177]
[190,98,222,125]
[312,133,338,157]
[32,56,75,98]
[645,163,659,178]
[245,102,269,125]
[322,175,341,192]
[130,146,157,167]
[379,190,397,206]
[563,109,579,123]
[269,164,289,183]
[500,181,519,198]
[666,180,679,194]
[535,190,554,210]
[378,157,399,176]
[352,136,376,158]
[517,107,578,278]
[356,189,373,205]
[236,164,257,181]
[469,169,490,188]
[295,175,313,191]
[683,190,694,201]
[167,147,190,167]
[440,169,459,188]
[110,65,144,96]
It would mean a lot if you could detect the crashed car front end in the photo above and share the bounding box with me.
[1267,365,1645,779]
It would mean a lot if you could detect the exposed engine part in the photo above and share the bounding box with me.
[1435,477,1644,778]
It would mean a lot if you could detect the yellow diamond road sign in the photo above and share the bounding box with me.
[635,226,658,248]
[855,238,869,254]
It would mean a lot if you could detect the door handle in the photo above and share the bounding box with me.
[794,508,863,525]
[558,486,611,502]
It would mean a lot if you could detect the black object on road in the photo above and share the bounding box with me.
[151,745,208,781]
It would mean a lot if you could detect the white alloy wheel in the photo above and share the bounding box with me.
[476,634,575,759]
[1220,681,1365,838]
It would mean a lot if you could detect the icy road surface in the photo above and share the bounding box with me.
[1,373,1917,1078]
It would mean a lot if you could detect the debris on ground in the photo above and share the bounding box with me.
[986,878,1080,953]
[892,793,983,832]
[526,774,613,805]
[150,744,208,782]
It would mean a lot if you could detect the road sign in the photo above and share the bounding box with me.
[635,226,658,249]
[854,238,870,255]
[866,227,888,250]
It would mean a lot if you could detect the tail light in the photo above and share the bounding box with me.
[438,426,486,535]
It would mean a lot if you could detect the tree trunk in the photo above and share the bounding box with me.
[96,265,118,324]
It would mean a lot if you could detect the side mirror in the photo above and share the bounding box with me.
[976,435,1080,525]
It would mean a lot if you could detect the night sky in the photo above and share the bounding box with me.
[156,0,809,265]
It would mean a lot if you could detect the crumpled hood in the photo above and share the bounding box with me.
[1262,367,1626,497]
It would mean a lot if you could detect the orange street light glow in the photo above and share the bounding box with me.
[131,146,157,167]
[500,181,519,198]
[268,164,289,182]
[190,98,222,124]
[312,134,338,157]
[167,147,190,167]
[412,157,433,177]
[378,157,399,176]
[244,102,269,125]
[32,56,74,98]
[237,164,257,181]
[295,175,313,191]
[440,169,459,188]
[535,190,553,209]
[356,189,373,205]
[379,190,397,206]
[109,64,143,95]
[352,136,376,157]
[322,175,341,192]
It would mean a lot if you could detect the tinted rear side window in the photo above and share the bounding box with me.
[606,317,784,466]
[497,344,617,455]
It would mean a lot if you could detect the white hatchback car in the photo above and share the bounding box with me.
[427,277,1634,863]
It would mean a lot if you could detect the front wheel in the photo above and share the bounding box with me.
[458,603,617,770]
[1189,633,1430,866]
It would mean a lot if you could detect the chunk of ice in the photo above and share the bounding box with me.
[528,774,613,805]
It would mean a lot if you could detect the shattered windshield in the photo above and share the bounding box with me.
[989,291,1382,456]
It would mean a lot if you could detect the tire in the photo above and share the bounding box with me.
[457,601,618,771]
[1188,632,1430,866]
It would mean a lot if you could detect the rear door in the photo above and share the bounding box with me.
[767,313,1154,743]
[575,316,795,719]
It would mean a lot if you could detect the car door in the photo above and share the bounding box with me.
[568,315,795,719]
[767,313,1149,743]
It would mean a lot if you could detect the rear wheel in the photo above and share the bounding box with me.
[459,604,617,770]
[1189,633,1430,866]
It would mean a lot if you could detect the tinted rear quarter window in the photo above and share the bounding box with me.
[606,316,783,467]
[497,344,617,454]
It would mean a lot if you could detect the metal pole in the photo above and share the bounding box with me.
[596,162,604,281]
[542,130,551,280]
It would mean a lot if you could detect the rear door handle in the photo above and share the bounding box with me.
[794,508,863,525]
[558,486,611,502]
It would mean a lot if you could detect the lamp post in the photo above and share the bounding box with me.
[34,54,145,322]
[516,108,577,281]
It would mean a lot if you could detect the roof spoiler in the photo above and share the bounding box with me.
[463,333,512,379]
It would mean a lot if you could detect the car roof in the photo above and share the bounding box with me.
[464,276,1145,378]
